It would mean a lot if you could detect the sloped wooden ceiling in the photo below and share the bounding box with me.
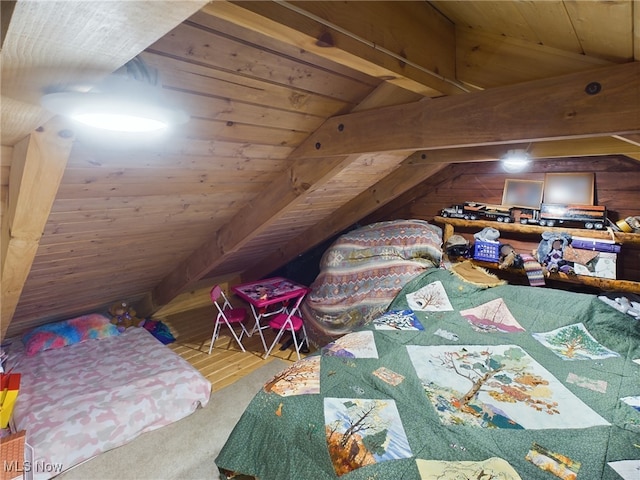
[1,1,639,339]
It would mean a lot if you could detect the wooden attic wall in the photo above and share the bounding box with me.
[364,156,640,284]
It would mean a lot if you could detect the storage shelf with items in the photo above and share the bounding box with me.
[434,216,640,294]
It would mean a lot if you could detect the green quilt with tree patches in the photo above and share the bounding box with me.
[216,268,640,480]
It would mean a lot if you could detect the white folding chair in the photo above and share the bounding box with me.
[209,285,249,354]
[264,293,309,360]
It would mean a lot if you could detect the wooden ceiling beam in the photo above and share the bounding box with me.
[202,0,461,97]
[1,119,74,340]
[531,137,640,161]
[292,62,640,159]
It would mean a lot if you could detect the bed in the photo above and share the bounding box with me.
[216,267,640,480]
[5,321,211,479]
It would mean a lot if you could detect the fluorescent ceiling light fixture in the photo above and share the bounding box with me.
[501,149,530,173]
[41,64,189,133]
[41,89,188,132]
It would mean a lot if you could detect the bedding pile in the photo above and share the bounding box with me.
[216,268,640,480]
[301,219,442,346]
[7,326,211,479]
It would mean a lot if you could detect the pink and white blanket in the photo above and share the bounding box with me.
[7,327,211,479]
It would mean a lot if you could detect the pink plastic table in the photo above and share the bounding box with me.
[232,277,309,353]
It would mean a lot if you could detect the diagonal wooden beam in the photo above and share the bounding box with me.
[140,81,424,314]
[202,0,461,96]
[292,62,640,158]
[143,154,359,312]
[1,118,74,340]
[240,151,448,282]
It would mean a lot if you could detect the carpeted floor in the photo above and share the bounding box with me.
[58,359,288,480]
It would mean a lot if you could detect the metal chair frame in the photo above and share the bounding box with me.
[208,286,249,354]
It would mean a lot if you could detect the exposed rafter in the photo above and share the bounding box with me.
[203,0,460,97]
[242,151,448,281]
[293,62,640,158]
[1,119,74,339]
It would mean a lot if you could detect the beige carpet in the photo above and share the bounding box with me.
[58,359,288,480]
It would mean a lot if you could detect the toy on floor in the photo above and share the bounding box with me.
[109,301,144,331]
[536,231,574,275]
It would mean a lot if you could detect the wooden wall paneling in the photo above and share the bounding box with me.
[141,53,354,118]
[174,118,310,145]
[59,166,283,186]
[49,192,254,216]
[161,138,294,159]
[26,252,184,278]
[142,79,428,312]
[455,27,611,89]
[510,0,582,52]
[71,139,294,170]
[562,0,633,61]
[37,221,213,246]
[43,208,234,231]
[165,90,326,133]
[55,179,270,199]
[150,23,375,104]
[431,1,536,42]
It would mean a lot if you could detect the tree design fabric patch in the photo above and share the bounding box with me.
[532,323,620,360]
[407,344,609,429]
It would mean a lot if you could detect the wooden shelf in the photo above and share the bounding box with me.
[434,216,640,245]
[435,216,640,293]
[471,260,639,294]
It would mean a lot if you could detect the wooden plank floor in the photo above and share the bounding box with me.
[160,304,315,392]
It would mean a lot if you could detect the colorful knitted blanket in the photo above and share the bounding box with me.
[301,219,442,345]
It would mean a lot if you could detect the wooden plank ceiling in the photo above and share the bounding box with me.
[1,1,639,338]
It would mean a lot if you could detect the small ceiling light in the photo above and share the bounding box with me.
[40,58,189,133]
[501,149,530,173]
